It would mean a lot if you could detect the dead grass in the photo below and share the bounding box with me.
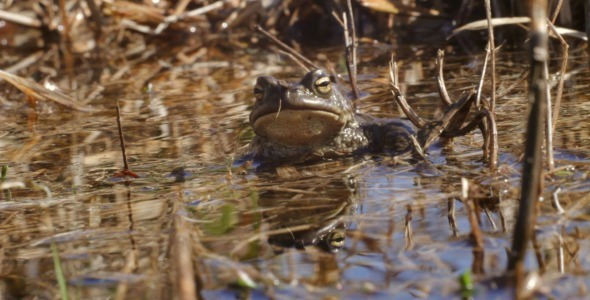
[0,0,590,299]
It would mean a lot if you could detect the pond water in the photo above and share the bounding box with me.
[1,35,590,299]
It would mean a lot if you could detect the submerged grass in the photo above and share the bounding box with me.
[51,241,69,300]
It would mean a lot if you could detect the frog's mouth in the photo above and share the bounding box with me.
[252,109,346,147]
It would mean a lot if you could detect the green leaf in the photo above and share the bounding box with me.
[458,269,475,298]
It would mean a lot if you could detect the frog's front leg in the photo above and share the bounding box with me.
[417,91,479,149]
[392,84,496,162]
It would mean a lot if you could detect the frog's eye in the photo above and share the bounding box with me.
[253,84,264,101]
[328,231,345,249]
[314,76,332,95]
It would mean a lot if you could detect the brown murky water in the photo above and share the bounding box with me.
[1,37,590,299]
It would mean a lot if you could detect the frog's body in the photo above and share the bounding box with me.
[249,69,415,164]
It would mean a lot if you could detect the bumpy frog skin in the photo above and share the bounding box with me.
[249,69,415,164]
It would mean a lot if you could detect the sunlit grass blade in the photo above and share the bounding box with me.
[0,69,98,112]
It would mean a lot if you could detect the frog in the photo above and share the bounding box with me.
[249,68,486,165]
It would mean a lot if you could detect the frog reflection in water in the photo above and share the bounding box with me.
[250,69,484,164]
[261,176,358,253]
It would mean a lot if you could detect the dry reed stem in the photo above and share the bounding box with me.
[331,10,344,27]
[451,17,531,35]
[546,20,569,133]
[172,0,191,16]
[344,0,359,99]
[0,9,42,27]
[447,198,459,237]
[475,41,490,107]
[58,0,75,89]
[435,50,453,106]
[461,179,485,275]
[586,0,590,44]
[551,187,565,214]
[4,51,44,74]
[461,178,484,250]
[277,50,311,72]
[482,109,498,172]
[0,70,97,112]
[508,0,548,290]
[172,212,197,300]
[389,59,427,128]
[484,0,496,113]
[156,0,226,33]
[543,60,555,171]
[550,0,564,23]
[482,206,497,231]
[116,102,129,172]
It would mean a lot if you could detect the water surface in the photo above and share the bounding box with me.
[1,39,589,298]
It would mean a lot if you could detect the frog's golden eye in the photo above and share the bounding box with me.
[328,231,345,248]
[314,76,332,95]
[253,84,264,101]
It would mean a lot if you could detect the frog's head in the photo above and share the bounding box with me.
[249,69,353,147]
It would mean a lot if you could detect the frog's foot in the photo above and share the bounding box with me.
[390,60,497,169]
[389,51,498,170]
[418,91,485,148]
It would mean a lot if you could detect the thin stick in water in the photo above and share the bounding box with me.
[116,101,130,171]
[461,178,484,274]
[344,0,360,99]
[543,60,555,171]
[586,0,590,46]
[546,20,569,133]
[255,25,318,71]
[389,59,427,128]
[476,42,490,107]
[114,101,139,178]
[484,0,496,113]
[436,50,453,107]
